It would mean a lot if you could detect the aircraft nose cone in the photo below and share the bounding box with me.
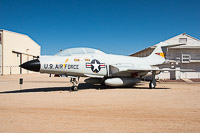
[20,59,40,72]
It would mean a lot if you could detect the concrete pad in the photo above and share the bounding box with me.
[182,78,193,83]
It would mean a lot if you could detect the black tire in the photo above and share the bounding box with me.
[149,82,152,89]
[149,81,155,89]
[71,86,78,91]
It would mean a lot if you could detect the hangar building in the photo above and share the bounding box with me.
[131,33,200,79]
[0,30,41,75]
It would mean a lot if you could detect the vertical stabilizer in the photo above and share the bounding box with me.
[146,42,168,65]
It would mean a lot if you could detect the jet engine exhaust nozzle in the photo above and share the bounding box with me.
[20,59,40,72]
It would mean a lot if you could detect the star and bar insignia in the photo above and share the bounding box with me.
[86,59,105,73]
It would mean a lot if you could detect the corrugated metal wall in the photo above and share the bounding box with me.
[2,30,40,75]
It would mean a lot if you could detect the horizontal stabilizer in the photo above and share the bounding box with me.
[160,43,186,48]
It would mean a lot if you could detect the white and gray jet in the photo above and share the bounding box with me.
[20,42,187,91]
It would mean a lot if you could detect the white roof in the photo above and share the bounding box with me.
[130,33,200,56]
[153,33,200,48]
[55,47,106,56]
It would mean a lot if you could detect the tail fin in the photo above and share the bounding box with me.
[146,42,186,65]
[146,42,166,65]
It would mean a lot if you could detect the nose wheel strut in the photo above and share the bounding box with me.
[70,77,80,91]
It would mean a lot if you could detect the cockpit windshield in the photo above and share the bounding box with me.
[55,48,106,56]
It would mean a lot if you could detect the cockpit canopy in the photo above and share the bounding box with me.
[55,47,106,56]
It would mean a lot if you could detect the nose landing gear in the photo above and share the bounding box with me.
[70,77,80,91]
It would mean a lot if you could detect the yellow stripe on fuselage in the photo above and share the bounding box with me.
[63,58,69,68]
[65,58,69,63]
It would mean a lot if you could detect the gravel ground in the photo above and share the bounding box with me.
[0,74,200,133]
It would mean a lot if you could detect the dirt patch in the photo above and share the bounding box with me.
[0,74,200,133]
[159,79,185,82]
[190,78,200,82]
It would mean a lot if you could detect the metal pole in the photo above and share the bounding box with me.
[19,78,23,91]
[10,66,11,75]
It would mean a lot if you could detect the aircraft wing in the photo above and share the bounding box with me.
[127,68,194,72]
[148,68,194,72]
[110,64,194,74]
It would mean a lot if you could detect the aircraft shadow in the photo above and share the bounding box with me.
[0,83,170,94]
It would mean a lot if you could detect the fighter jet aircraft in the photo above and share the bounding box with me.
[20,42,187,91]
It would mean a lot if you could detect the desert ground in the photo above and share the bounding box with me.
[0,74,200,133]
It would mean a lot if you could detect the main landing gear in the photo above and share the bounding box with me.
[149,71,156,89]
[70,77,80,91]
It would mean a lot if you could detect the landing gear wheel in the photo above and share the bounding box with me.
[70,77,80,91]
[149,81,155,89]
[149,71,157,89]
[71,86,78,91]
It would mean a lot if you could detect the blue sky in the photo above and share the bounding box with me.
[0,0,200,55]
